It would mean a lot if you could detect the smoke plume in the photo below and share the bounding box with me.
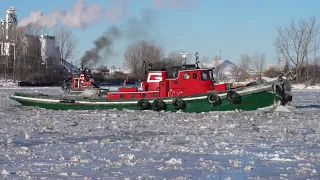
[81,9,155,68]
[18,0,104,29]
[18,0,194,29]
[81,26,122,68]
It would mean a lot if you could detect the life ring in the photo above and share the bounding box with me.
[172,98,186,110]
[152,99,167,111]
[137,99,150,110]
[207,92,221,106]
[227,90,241,104]
[59,99,75,103]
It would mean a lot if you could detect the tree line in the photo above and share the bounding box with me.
[123,40,267,82]
[124,40,191,81]
[124,15,320,84]
[0,23,77,83]
[275,16,320,84]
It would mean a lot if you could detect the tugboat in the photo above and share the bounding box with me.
[61,69,109,94]
[10,52,293,113]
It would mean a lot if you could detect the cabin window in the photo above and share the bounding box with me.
[201,71,209,80]
[192,73,197,79]
[183,73,190,80]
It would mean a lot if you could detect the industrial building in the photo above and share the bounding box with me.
[0,7,17,75]
[0,6,76,81]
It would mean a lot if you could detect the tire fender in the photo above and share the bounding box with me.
[137,99,151,110]
[207,92,221,106]
[227,90,241,104]
[272,82,284,95]
[152,99,167,111]
[60,99,75,103]
[172,98,186,110]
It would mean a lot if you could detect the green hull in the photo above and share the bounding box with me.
[11,88,282,113]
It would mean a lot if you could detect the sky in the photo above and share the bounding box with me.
[1,0,320,69]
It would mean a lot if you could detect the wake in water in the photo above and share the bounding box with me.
[78,89,101,97]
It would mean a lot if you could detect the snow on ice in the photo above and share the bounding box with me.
[0,86,320,179]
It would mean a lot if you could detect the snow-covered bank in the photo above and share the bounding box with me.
[0,79,17,87]
[292,84,320,90]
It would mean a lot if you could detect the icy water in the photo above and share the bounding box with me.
[0,87,320,179]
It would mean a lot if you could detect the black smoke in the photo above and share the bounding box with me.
[80,9,156,69]
[81,26,121,68]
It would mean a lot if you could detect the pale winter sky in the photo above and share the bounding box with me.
[1,0,320,68]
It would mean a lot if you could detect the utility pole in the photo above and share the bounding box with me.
[219,49,222,61]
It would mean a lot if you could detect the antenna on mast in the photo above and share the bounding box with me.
[195,52,200,69]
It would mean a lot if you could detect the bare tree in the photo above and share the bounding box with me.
[252,52,266,78]
[12,24,45,81]
[124,40,164,80]
[166,51,185,66]
[312,37,320,83]
[275,16,320,82]
[229,63,242,82]
[239,54,252,73]
[239,54,252,80]
[201,56,209,68]
[55,26,78,62]
[211,55,225,81]
[264,66,282,78]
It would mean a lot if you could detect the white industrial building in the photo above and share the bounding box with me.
[39,34,60,63]
[0,7,17,57]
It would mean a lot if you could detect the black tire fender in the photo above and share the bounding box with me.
[60,99,75,103]
[137,99,151,110]
[207,92,221,106]
[172,98,186,110]
[280,94,293,105]
[152,99,167,111]
[272,83,284,95]
[227,90,241,104]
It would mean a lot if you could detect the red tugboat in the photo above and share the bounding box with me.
[61,69,109,94]
[11,52,293,112]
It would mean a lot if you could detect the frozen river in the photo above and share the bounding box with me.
[0,87,320,179]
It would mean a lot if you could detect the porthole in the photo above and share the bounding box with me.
[193,73,197,79]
